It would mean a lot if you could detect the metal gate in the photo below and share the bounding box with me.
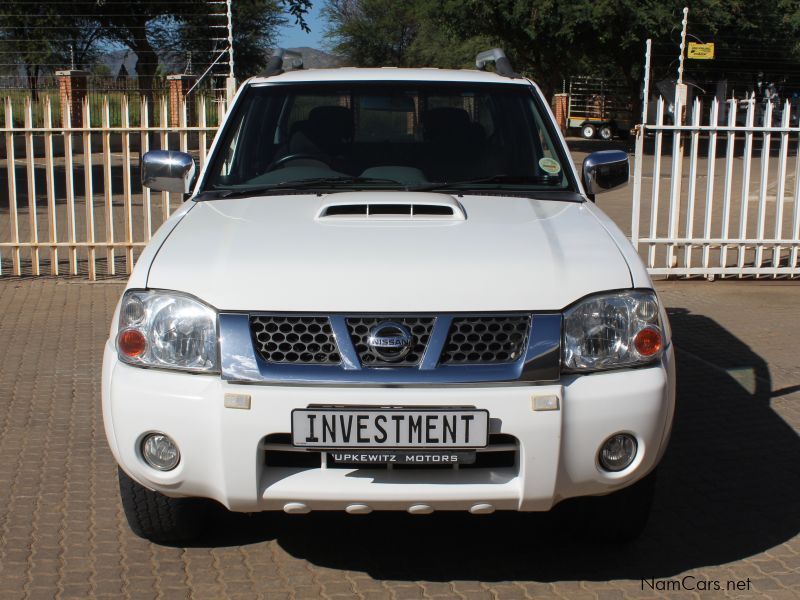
[631,43,800,279]
[1,94,224,279]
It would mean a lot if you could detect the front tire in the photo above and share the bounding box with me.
[118,467,214,542]
[560,468,657,543]
[580,123,597,139]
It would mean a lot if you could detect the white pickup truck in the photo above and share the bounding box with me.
[102,49,675,543]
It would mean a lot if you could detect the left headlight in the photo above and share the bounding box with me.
[116,289,219,373]
[562,289,664,372]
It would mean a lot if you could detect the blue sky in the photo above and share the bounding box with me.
[278,3,327,49]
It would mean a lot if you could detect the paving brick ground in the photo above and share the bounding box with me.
[0,278,798,600]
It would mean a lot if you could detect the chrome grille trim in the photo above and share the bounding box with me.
[219,312,561,385]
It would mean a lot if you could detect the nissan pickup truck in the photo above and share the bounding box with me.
[102,49,675,543]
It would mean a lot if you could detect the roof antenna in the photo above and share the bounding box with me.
[475,48,519,78]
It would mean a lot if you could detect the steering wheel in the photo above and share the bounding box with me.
[267,153,330,171]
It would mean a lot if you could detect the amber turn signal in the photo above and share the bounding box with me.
[634,327,662,357]
[118,329,146,357]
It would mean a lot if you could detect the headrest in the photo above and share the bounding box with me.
[308,106,354,141]
[421,107,472,140]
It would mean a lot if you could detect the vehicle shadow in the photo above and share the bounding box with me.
[189,307,800,581]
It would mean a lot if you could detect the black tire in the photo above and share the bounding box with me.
[580,123,596,139]
[598,124,613,140]
[118,467,214,543]
[559,468,657,543]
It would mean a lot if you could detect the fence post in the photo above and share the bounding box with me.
[631,38,652,250]
[4,98,21,275]
[56,70,88,127]
[552,93,568,133]
[167,74,196,127]
[226,77,237,106]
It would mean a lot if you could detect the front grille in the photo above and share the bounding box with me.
[440,316,530,364]
[251,316,341,365]
[347,316,434,367]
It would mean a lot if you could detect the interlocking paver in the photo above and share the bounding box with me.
[0,278,798,599]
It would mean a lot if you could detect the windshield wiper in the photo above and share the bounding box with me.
[410,174,563,192]
[198,176,405,199]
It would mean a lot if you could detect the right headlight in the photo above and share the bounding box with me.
[562,290,664,372]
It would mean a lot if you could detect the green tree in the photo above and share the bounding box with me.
[434,0,670,98]
[0,0,312,98]
[435,0,800,102]
[323,0,486,68]
[180,0,289,82]
[324,0,421,66]
[0,2,102,98]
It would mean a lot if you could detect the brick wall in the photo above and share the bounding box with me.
[56,70,88,127]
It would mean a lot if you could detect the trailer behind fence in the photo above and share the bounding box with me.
[567,76,634,140]
[1,93,225,279]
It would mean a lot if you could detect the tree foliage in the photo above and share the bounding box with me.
[179,0,288,84]
[324,0,800,102]
[0,2,103,97]
[0,0,313,95]
[323,0,488,68]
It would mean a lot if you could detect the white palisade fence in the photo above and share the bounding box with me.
[631,95,800,278]
[1,94,224,279]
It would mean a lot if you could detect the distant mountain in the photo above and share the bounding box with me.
[287,47,345,69]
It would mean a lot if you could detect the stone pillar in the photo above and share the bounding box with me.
[167,74,196,127]
[552,93,569,133]
[56,70,88,127]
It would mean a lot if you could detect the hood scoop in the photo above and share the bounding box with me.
[316,192,466,221]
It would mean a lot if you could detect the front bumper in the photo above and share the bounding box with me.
[102,342,675,513]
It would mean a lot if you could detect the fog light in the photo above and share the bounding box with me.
[141,433,180,471]
[599,433,637,472]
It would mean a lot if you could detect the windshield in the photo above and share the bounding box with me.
[203,81,576,194]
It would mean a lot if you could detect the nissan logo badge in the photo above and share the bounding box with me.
[367,321,413,362]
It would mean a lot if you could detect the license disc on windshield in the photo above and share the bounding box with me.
[291,408,489,448]
[539,157,561,174]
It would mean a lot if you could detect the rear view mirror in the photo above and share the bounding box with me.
[582,150,629,199]
[142,150,196,194]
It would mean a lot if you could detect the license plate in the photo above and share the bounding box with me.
[291,408,489,448]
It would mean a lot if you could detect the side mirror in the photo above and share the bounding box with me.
[142,150,196,193]
[582,150,629,199]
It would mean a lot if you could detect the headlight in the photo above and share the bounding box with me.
[563,290,664,372]
[116,290,219,372]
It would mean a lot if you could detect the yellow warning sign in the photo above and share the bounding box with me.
[687,42,715,60]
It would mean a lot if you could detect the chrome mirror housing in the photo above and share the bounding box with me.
[582,150,629,197]
[142,150,196,193]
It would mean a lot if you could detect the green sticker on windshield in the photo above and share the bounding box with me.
[539,157,561,174]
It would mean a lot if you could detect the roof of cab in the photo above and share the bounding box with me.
[248,67,531,86]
